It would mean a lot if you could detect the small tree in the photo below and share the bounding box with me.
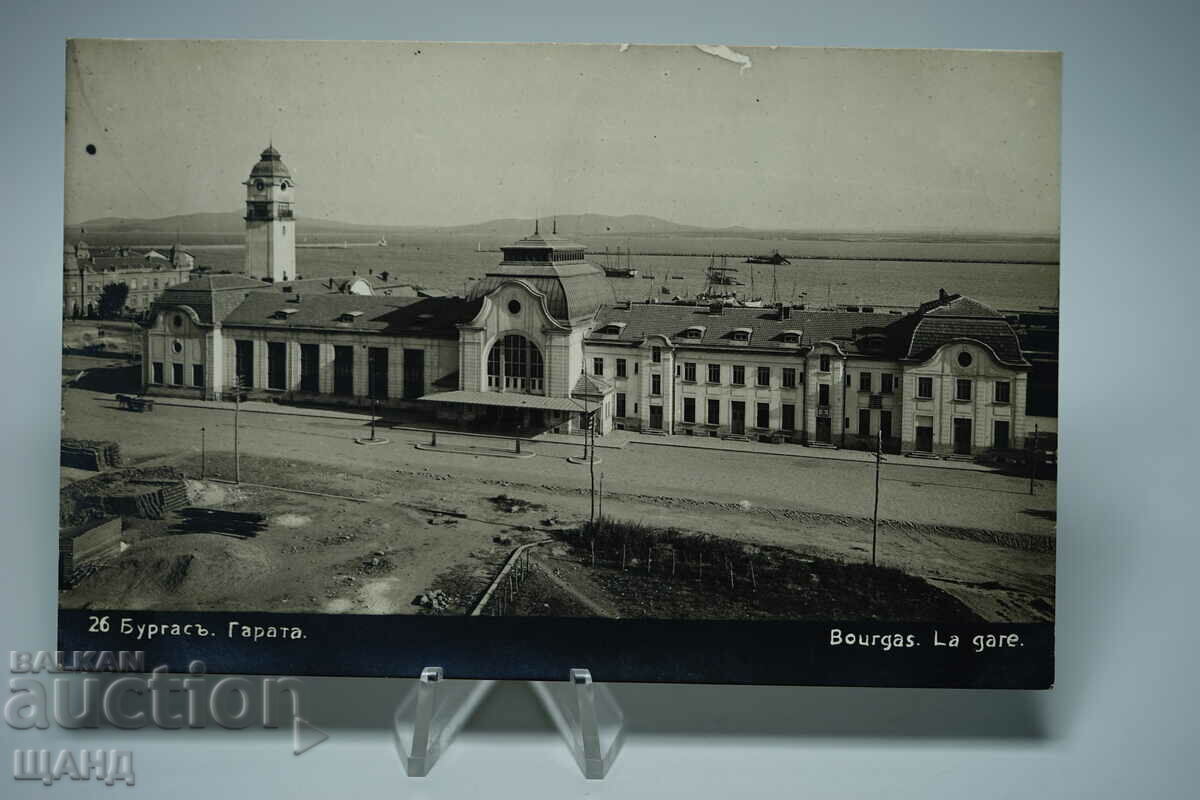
[97,282,130,319]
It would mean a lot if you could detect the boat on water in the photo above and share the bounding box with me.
[706,255,744,286]
[601,246,640,278]
[745,250,790,265]
[377,234,388,247]
[641,273,657,280]
[670,273,685,279]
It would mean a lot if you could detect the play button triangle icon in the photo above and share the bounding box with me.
[292,716,330,755]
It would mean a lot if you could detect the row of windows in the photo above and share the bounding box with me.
[225,341,425,400]
[594,356,1012,407]
[151,361,204,388]
[915,376,1011,403]
[592,357,910,395]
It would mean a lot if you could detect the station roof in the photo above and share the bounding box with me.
[221,292,480,337]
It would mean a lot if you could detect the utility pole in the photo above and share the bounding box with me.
[872,430,882,567]
[589,405,597,524]
[1029,423,1039,496]
[200,426,206,479]
[232,375,242,484]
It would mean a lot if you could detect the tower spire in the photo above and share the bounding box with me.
[534,218,539,236]
[552,216,557,235]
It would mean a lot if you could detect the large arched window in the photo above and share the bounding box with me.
[486,334,544,394]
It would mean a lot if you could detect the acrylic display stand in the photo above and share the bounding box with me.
[393,667,624,779]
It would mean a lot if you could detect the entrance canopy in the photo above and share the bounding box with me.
[418,390,586,413]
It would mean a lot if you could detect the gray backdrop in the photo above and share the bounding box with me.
[2,1,1196,796]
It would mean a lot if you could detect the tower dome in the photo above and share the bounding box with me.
[249,145,293,181]
[469,222,614,325]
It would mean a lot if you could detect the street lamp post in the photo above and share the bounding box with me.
[872,430,882,567]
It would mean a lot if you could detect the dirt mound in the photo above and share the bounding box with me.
[184,480,249,507]
[68,535,273,610]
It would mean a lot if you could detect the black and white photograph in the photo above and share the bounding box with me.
[57,39,1059,686]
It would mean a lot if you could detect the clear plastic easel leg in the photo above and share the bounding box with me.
[393,667,495,777]
[530,668,625,779]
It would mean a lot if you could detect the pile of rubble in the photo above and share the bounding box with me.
[412,589,452,611]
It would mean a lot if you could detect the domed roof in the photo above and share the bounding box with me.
[469,227,614,325]
[249,145,293,181]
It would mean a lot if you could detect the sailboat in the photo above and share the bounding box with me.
[602,246,639,278]
[377,233,388,247]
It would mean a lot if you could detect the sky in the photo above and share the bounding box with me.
[64,40,1060,234]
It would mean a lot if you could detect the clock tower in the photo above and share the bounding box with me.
[243,145,296,282]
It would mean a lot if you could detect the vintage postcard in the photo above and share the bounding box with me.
[59,40,1058,687]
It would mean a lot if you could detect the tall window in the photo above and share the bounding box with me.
[267,341,286,390]
[300,344,320,392]
[683,362,696,382]
[616,358,627,378]
[757,367,771,387]
[881,373,894,394]
[172,363,184,385]
[782,368,796,388]
[917,376,934,399]
[880,410,893,439]
[152,362,163,384]
[616,392,626,417]
[756,402,770,429]
[707,363,721,384]
[956,378,972,401]
[651,346,662,363]
[859,371,872,392]
[819,354,831,372]
[683,397,696,423]
[192,364,204,388]
[818,384,830,407]
[369,347,389,399]
[707,398,720,425]
[858,409,871,435]
[781,404,795,431]
[732,365,746,385]
[235,340,254,388]
[651,374,662,396]
[592,357,604,376]
[486,334,545,393]
[994,380,1011,404]
[333,345,354,396]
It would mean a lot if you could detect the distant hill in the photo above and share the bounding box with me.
[67,211,702,240]
[67,212,1059,245]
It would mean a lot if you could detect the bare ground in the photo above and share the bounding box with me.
[61,450,1054,622]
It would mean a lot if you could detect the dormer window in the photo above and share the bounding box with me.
[681,326,705,340]
[272,308,298,320]
[338,311,364,323]
[595,321,627,336]
[731,328,752,343]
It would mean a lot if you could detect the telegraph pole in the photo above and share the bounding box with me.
[872,430,882,567]
[232,375,242,484]
[200,426,206,479]
[1029,423,1039,496]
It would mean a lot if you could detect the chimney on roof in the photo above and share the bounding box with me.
[328,278,335,289]
[938,288,948,302]
[709,302,724,315]
[352,269,357,276]
[380,270,390,282]
[777,302,791,321]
